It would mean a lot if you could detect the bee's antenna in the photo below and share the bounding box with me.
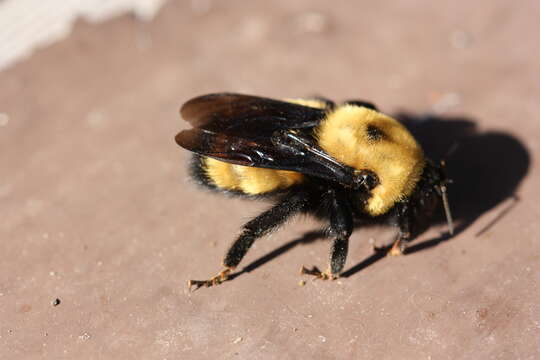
[440,183,454,235]
[439,159,454,236]
[443,141,460,161]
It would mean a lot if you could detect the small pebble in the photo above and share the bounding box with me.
[79,332,91,341]
[0,113,9,127]
[295,12,329,34]
[52,298,61,307]
[450,30,473,49]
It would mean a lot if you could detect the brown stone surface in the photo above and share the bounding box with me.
[1,1,539,359]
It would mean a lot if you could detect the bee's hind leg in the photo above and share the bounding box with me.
[188,268,234,291]
[188,191,309,291]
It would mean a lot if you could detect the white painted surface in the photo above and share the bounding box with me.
[0,0,167,71]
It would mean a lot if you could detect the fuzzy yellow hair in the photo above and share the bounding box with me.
[204,157,303,194]
[316,106,425,215]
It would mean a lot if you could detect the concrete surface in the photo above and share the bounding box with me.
[0,0,166,70]
[0,1,539,359]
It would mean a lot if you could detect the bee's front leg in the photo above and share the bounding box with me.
[387,201,412,256]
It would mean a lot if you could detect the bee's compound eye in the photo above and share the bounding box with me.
[366,125,385,141]
[364,172,379,190]
[353,169,379,190]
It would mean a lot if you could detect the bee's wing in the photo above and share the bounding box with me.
[180,93,326,136]
[175,128,357,185]
[175,128,280,167]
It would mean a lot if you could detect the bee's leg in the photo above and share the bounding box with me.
[187,268,233,291]
[387,234,408,256]
[301,188,353,280]
[188,191,308,291]
[388,201,412,256]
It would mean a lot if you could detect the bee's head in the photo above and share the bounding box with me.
[317,105,425,216]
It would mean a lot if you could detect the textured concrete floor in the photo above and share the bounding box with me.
[1,1,539,359]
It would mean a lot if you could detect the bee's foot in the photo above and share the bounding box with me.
[372,240,406,257]
[388,239,406,256]
[187,268,233,291]
[300,265,337,280]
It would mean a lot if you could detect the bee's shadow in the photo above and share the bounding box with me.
[233,113,530,280]
[399,112,530,239]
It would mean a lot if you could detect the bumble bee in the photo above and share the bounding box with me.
[175,93,454,289]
